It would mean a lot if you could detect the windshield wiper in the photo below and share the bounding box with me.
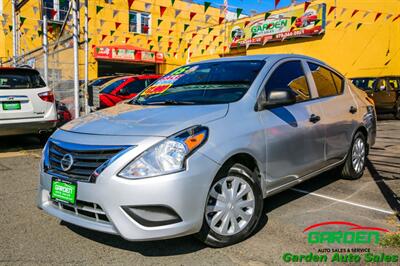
[146,100,197,105]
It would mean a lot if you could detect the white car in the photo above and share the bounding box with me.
[0,67,57,141]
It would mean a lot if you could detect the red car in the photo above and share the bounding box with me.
[99,74,160,108]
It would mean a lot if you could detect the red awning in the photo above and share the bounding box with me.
[93,45,164,63]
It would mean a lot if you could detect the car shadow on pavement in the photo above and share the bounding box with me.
[366,158,400,221]
[62,221,207,256]
[0,135,43,153]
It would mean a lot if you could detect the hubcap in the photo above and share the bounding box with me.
[352,137,366,174]
[205,176,255,236]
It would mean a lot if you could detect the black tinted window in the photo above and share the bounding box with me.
[100,78,127,94]
[124,80,147,94]
[308,63,343,97]
[265,61,310,102]
[0,69,46,89]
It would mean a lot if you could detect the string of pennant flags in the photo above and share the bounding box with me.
[1,0,400,59]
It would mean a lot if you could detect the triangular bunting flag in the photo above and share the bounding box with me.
[128,0,135,9]
[96,6,104,14]
[340,8,347,17]
[115,22,121,29]
[363,11,370,18]
[101,34,107,41]
[110,30,115,36]
[205,14,211,23]
[212,35,217,41]
[38,30,43,36]
[275,0,280,8]
[328,6,336,16]
[168,29,173,34]
[113,36,118,43]
[304,1,311,12]
[236,8,243,19]
[50,9,57,19]
[375,13,382,22]
[19,17,26,26]
[8,25,12,32]
[356,23,362,30]
[175,10,181,17]
[264,12,271,20]
[147,40,152,44]
[33,6,38,15]
[183,24,189,31]
[88,38,92,43]
[190,12,196,21]
[335,21,342,27]
[244,21,250,27]
[113,10,119,18]
[100,19,105,27]
[208,27,213,33]
[158,36,162,42]
[314,19,321,25]
[385,14,393,21]
[393,14,400,22]
[157,19,163,26]
[170,22,176,27]
[171,0,175,6]
[149,45,154,50]
[351,10,359,18]
[345,22,352,28]
[125,37,130,43]
[204,2,211,12]
[218,17,224,24]
[192,33,197,38]
[160,6,167,17]
[290,16,297,25]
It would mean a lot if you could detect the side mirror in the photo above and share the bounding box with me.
[258,89,297,110]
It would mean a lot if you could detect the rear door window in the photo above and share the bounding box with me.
[265,60,311,102]
[0,69,46,89]
[308,63,343,97]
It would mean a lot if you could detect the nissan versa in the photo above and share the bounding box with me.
[37,54,376,247]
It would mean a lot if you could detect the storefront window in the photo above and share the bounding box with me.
[129,11,151,34]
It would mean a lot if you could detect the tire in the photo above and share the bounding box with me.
[394,98,400,120]
[196,163,263,248]
[339,132,367,180]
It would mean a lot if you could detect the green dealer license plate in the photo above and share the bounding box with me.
[2,101,21,110]
[51,178,77,205]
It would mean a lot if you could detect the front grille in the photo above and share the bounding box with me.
[52,200,110,223]
[46,141,127,182]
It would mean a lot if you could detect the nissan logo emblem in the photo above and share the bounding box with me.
[60,154,74,171]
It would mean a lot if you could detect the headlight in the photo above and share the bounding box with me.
[118,126,208,179]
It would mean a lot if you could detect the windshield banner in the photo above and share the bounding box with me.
[229,3,326,48]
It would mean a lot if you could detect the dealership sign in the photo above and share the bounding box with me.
[229,3,326,48]
[93,45,164,63]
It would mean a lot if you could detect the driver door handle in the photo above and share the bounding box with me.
[349,106,358,114]
[309,114,321,123]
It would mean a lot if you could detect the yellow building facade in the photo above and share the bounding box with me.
[0,0,399,81]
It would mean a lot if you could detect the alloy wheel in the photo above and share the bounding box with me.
[205,176,255,236]
[352,137,366,174]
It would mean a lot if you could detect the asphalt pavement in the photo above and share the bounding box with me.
[0,120,399,265]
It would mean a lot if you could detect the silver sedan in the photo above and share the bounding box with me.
[37,54,376,247]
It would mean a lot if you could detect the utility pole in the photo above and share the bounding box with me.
[11,0,17,66]
[84,0,89,114]
[43,14,48,85]
[72,0,80,118]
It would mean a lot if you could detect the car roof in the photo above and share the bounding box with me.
[194,54,327,65]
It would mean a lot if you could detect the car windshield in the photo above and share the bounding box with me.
[0,69,46,89]
[88,77,116,88]
[351,78,378,91]
[132,60,265,105]
[100,78,127,94]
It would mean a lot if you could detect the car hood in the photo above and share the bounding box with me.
[61,103,228,137]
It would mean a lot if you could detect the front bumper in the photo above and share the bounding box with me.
[37,151,220,241]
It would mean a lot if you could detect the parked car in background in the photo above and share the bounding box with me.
[55,101,72,127]
[99,74,160,108]
[351,76,400,119]
[87,76,120,107]
[0,67,57,142]
[38,55,376,247]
